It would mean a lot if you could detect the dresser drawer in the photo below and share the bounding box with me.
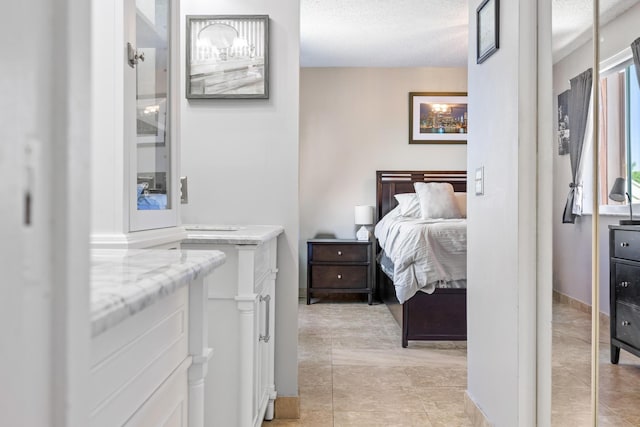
[311,265,368,289]
[612,229,640,261]
[612,262,640,304]
[310,243,369,263]
[615,302,640,349]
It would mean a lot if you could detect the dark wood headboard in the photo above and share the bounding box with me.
[376,170,467,222]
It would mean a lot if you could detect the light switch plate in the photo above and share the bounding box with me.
[475,167,484,196]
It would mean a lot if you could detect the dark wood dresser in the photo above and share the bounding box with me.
[307,239,374,305]
[609,225,640,363]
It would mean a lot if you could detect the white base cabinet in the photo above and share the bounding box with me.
[182,226,282,427]
[89,257,218,427]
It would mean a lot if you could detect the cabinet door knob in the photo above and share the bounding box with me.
[337,251,342,256]
[622,320,631,326]
[337,274,342,279]
[620,242,630,247]
[620,281,631,288]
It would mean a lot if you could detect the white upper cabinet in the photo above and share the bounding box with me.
[126,0,177,231]
[91,0,181,246]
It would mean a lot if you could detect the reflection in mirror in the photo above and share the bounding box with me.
[597,3,640,426]
[552,1,640,425]
[135,0,170,211]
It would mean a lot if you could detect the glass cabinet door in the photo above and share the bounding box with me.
[126,0,177,231]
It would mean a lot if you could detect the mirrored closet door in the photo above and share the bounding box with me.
[551,0,640,425]
[596,1,640,425]
[551,1,595,424]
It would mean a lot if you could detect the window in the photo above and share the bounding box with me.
[599,56,640,207]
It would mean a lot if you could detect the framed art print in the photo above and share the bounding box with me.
[409,92,468,144]
[186,15,269,99]
[476,0,499,64]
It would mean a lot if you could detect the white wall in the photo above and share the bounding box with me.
[552,2,640,314]
[179,0,300,397]
[466,0,539,425]
[299,67,467,288]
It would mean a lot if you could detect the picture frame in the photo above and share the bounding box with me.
[136,98,166,145]
[557,90,570,155]
[409,92,468,144]
[186,15,269,99]
[476,0,499,64]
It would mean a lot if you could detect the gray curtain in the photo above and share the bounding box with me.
[632,37,640,88]
[563,68,593,224]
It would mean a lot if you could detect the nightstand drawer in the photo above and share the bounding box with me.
[310,244,369,263]
[310,265,368,289]
[616,302,640,349]
[612,263,640,303]
[613,230,640,261]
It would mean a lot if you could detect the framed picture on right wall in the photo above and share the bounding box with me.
[476,0,500,64]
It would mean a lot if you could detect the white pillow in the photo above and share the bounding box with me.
[454,192,467,218]
[414,182,462,219]
[394,193,421,217]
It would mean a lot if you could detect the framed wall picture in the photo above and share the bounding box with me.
[557,90,570,155]
[409,92,468,144]
[476,0,499,64]
[186,15,269,99]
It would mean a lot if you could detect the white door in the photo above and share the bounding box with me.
[0,0,91,426]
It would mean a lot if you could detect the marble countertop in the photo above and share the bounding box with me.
[91,248,225,337]
[182,224,284,245]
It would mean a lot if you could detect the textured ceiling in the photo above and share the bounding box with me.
[300,0,469,67]
[300,0,640,67]
[552,0,640,61]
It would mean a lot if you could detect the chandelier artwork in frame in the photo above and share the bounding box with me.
[186,15,269,99]
[409,92,468,144]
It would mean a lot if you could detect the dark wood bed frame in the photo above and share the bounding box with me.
[376,170,467,347]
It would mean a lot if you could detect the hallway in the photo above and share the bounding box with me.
[267,300,470,426]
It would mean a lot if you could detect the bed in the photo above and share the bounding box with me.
[375,170,467,347]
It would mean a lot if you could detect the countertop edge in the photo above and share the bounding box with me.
[91,250,226,337]
[183,225,285,245]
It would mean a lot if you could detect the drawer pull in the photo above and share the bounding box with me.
[622,321,631,326]
[337,251,342,256]
[620,281,631,288]
[337,274,342,279]
[259,294,271,343]
[620,242,630,247]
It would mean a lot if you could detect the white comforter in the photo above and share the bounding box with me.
[374,208,467,303]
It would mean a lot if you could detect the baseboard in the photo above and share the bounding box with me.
[274,396,300,419]
[553,290,591,314]
[464,391,493,427]
[552,290,610,328]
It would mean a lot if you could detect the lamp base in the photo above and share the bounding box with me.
[620,219,640,225]
[356,225,370,241]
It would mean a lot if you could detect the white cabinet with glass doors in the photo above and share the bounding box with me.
[91,0,182,249]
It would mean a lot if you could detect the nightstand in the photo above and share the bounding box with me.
[609,225,640,363]
[307,239,374,305]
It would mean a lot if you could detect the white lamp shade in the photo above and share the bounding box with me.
[354,205,374,225]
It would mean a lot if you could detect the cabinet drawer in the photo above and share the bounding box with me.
[612,230,640,261]
[311,265,368,289]
[615,302,640,349]
[310,244,368,263]
[612,263,640,304]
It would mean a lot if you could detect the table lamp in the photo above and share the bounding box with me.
[354,205,374,240]
[609,177,640,225]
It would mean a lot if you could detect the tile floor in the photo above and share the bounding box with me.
[264,298,640,426]
[266,298,471,426]
[552,301,640,427]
